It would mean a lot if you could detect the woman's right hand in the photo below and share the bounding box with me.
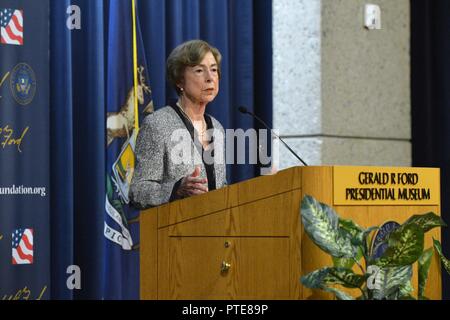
[176,166,209,198]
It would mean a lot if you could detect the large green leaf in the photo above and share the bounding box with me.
[332,257,356,270]
[433,239,450,275]
[375,224,424,267]
[371,266,413,300]
[301,267,365,290]
[339,218,363,239]
[340,220,377,253]
[418,248,434,299]
[398,280,415,299]
[358,227,379,261]
[301,195,355,258]
[323,268,366,289]
[404,212,446,233]
[332,247,363,270]
[300,268,330,289]
[322,286,355,300]
[337,219,377,264]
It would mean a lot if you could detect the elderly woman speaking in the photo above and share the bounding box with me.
[129,40,227,209]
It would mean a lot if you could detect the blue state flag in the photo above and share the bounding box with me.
[104,0,153,300]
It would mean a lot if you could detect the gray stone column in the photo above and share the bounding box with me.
[273,0,411,169]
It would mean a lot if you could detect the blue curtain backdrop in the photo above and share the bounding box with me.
[49,0,272,299]
[50,0,106,300]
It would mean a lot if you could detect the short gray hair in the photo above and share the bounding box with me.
[167,40,222,96]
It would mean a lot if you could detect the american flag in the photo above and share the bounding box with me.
[12,228,33,265]
[1,8,23,46]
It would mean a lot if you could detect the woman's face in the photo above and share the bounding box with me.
[180,51,219,105]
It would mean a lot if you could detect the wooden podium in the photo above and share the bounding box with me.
[140,166,442,300]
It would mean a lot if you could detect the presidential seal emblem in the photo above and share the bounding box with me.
[9,63,36,106]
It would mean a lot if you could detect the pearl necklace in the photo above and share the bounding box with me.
[176,101,207,140]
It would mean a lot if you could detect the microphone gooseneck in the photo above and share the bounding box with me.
[238,106,308,166]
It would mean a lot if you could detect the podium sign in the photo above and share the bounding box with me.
[333,166,440,206]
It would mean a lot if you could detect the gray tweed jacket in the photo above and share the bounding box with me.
[129,105,227,209]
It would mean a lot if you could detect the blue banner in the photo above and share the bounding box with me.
[0,0,50,300]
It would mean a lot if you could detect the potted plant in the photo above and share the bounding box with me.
[300,195,450,300]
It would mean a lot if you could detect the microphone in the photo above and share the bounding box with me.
[238,106,308,166]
